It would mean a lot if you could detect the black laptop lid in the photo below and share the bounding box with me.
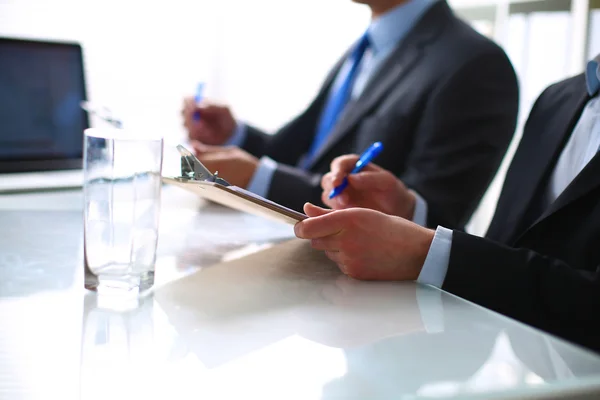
[0,37,89,173]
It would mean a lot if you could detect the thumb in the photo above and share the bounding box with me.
[304,203,333,218]
[192,141,225,155]
[347,171,394,191]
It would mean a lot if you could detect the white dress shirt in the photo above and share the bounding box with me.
[418,55,600,288]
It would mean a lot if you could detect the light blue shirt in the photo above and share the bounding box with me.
[228,0,440,198]
[418,55,600,288]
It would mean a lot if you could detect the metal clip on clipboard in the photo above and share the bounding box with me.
[176,145,231,186]
[165,145,306,225]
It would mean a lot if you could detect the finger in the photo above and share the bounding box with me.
[182,104,211,123]
[330,173,347,187]
[196,153,225,165]
[192,141,227,155]
[310,237,340,251]
[330,155,360,175]
[347,171,395,191]
[330,155,383,174]
[295,206,346,239]
[336,193,350,207]
[324,192,350,209]
[304,202,333,217]
[183,97,195,110]
[322,191,348,210]
[183,100,200,119]
[193,153,220,169]
[320,172,335,191]
[321,173,347,198]
[321,190,334,209]
[195,103,227,118]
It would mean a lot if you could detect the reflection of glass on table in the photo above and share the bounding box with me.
[79,293,156,400]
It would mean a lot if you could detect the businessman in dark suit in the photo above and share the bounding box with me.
[182,0,519,228]
[295,55,600,352]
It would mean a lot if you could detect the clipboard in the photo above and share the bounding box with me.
[162,145,307,225]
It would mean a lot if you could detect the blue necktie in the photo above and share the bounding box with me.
[302,33,371,168]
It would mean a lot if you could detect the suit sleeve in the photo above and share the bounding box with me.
[240,125,271,158]
[240,122,324,210]
[266,165,325,212]
[240,95,325,163]
[401,48,519,229]
[242,102,327,212]
[443,230,600,352]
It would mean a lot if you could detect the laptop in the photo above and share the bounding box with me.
[0,37,89,193]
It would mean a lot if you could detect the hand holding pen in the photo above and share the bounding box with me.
[320,143,419,220]
[182,83,238,146]
[328,142,383,199]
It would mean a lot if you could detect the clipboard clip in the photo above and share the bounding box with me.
[176,145,232,186]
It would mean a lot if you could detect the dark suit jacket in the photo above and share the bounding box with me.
[443,73,600,353]
[240,0,519,228]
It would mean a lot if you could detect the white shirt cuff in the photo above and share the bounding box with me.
[246,156,278,197]
[225,121,247,147]
[417,226,453,288]
[410,190,428,226]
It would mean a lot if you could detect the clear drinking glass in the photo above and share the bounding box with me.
[83,128,163,295]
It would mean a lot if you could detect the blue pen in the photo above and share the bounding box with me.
[329,142,384,199]
[193,82,205,122]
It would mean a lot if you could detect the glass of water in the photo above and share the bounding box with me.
[83,128,163,295]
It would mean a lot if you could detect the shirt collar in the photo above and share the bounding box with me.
[586,54,600,97]
[367,0,439,55]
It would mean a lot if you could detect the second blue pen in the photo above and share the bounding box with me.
[328,141,384,200]
[193,82,205,122]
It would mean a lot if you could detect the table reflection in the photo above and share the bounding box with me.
[3,201,600,400]
[149,239,600,399]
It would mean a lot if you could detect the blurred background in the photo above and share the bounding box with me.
[1,0,598,233]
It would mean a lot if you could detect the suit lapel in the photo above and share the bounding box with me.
[492,89,588,243]
[510,89,593,243]
[304,1,450,169]
[525,152,600,234]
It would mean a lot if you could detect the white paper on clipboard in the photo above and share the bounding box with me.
[162,177,307,225]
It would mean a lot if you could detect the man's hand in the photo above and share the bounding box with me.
[321,155,416,219]
[191,142,259,189]
[294,203,434,281]
[182,98,237,145]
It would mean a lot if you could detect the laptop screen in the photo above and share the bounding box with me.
[0,37,89,173]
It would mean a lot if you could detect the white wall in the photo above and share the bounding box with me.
[466,5,576,235]
[0,0,368,137]
[1,0,216,140]
[213,0,368,131]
